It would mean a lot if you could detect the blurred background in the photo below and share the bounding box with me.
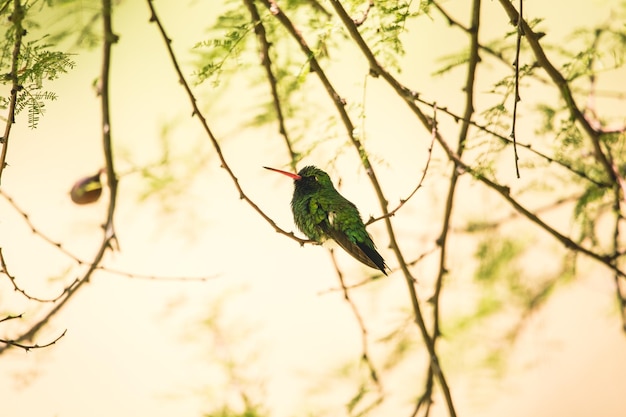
[1,1,625,416]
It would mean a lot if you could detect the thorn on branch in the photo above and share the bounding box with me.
[353,1,374,27]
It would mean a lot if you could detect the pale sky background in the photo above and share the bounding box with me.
[1,1,626,416]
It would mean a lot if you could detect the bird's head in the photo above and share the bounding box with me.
[264,165,334,196]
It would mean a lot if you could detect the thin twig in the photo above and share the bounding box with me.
[329,249,384,395]
[1,189,215,282]
[353,1,374,27]
[610,156,626,330]
[431,1,506,65]
[413,96,610,188]
[1,189,88,262]
[366,104,436,225]
[509,0,523,178]
[454,194,582,233]
[0,248,67,302]
[0,329,67,352]
[0,313,22,324]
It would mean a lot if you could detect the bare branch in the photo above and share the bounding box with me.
[0,247,67,302]
[496,0,626,197]
[1,189,87,263]
[0,328,67,352]
[0,313,22,324]
[509,0,523,178]
[412,97,611,189]
[329,249,384,401]
[1,189,215,283]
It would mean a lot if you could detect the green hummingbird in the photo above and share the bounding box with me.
[264,165,388,275]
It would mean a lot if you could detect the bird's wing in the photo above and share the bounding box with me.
[321,200,388,275]
[324,226,388,274]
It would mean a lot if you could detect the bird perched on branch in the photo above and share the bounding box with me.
[264,165,388,275]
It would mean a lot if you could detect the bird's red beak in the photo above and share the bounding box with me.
[263,166,301,180]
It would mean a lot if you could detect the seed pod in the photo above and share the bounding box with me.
[70,172,103,204]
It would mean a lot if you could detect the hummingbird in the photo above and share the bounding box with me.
[264,165,388,275]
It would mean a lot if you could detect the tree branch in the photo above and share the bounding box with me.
[243,0,298,169]
[145,0,311,246]
[0,0,120,355]
[0,0,26,185]
[496,0,626,197]
[329,249,384,402]
[509,0,523,178]
[327,2,458,416]
[0,324,66,352]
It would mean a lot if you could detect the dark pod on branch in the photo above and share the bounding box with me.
[70,169,104,205]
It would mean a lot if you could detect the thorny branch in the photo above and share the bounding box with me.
[0,247,65,303]
[0,0,119,355]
